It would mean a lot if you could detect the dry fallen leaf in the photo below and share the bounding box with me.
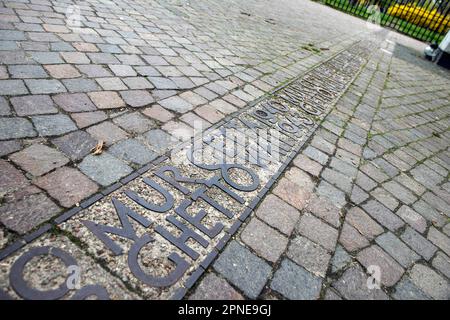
[91,140,105,155]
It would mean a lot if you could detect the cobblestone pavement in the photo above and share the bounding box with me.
[0,0,449,300]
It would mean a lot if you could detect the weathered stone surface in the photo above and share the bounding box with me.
[396,205,427,233]
[271,259,322,300]
[0,80,28,95]
[255,194,300,235]
[339,222,370,252]
[161,120,193,141]
[35,167,98,207]
[213,241,271,299]
[140,128,176,153]
[180,111,211,129]
[0,97,10,116]
[284,167,315,192]
[331,245,352,273]
[88,91,125,109]
[0,193,60,234]
[357,245,404,287]
[392,278,431,300]
[273,178,311,210]
[305,194,341,228]
[0,140,22,157]
[53,93,96,112]
[321,168,353,193]
[316,180,346,208]
[120,90,154,107]
[86,122,128,145]
[383,180,418,204]
[346,206,384,240]
[370,187,399,211]
[32,114,77,136]
[109,139,157,165]
[70,111,107,128]
[8,65,47,79]
[44,64,81,79]
[401,227,437,261]
[159,95,193,113]
[304,146,329,165]
[26,79,66,94]
[362,200,404,232]
[293,153,322,177]
[0,118,36,140]
[10,144,69,176]
[375,232,420,268]
[332,266,389,300]
[240,218,288,263]
[0,159,29,195]
[427,227,450,257]
[10,95,57,116]
[297,213,338,251]
[287,235,331,277]
[189,274,244,300]
[194,104,224,123]
[51,130,97,161]
[179,91,208,107]
[78,153,132,186]
[432,251,450,279]
[142,104,174,122]
[409,264,450,300]
[113,112,155,134]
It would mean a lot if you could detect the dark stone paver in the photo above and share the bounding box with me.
[271,259,322,300]
[362,200,404,232]
[52,93,96,112]
[0,140,22,157]
[79,153,132,186]
[392,278,431,300]
[108,139,157,165]
[375,232,420,268]
[113,112,155,134]
[213,241,271,299]
[331,245,352,273]
[32,114,77,136]
[51,131,97,161]
[11,95,57,116]
[400,227,437,261]
[0,118,36,139]
[140,128,175,153]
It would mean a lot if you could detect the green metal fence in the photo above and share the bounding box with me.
[320,0,450,43]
